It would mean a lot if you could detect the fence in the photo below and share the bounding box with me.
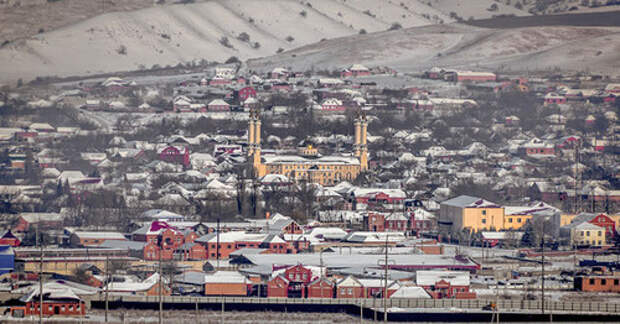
[90,295,620,314]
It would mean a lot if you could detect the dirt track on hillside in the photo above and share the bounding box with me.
[464,10,620,29]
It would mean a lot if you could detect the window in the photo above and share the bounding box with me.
[614,279,618,286]
[482,210,487,215]
[587,231,590,237]
[348,288,353,294]
[598,231,602,236]
[482,219,486,224]
[517,218,522,223]
[601,279,607,285]
[508,218,513,223]
[598,241,602,245]
[589,279,595,285]
[341,288,346,295]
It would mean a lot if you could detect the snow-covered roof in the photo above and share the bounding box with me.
[390,285,431,298]
[416,271,470,287]
[204,271,249,284]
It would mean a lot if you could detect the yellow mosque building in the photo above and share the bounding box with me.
[247,108,368,185]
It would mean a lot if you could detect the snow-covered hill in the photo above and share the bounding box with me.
[247,24,620,75]
[0,0,454,82]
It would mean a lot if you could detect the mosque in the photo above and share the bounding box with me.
[247,108,368,185]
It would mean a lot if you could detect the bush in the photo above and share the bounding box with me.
[285,36,295,42]
[116,45,127,55]
[276,48,284,54]
[225,56,241,64]
[300,10,307,17]
[359,29,367,34]
[219,36,233,48]
[252,42,261,49]
[237,32,250,42]
[388,22,402,31]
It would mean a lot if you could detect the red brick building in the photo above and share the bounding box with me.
[416,271,473,299]
[306,277,334,298]
[0,230,21,246]
[336,276,365,298]
[267,275,289,297]
[575,275,620,292]
[158,146,190,167]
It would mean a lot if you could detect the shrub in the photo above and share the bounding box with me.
[116,45,127,55]
[359,29,367,34]
[225,56,241,64]
[285,36,295,42]
[252,42,261,49]
[276,48,284,54]
[219,36,233,48]
[388,22,402,31]
[300,10,307,17]
[237,32,250,42]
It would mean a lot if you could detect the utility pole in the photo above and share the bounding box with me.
[541,219,545,315]
[105,255,109,322]
[216,218,221,269]
[38,227,43,324]
[383,234,388,323]
[159,249,163,324]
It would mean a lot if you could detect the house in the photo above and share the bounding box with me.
[439,195,504,232]
[0,230,21,246]
[14,213,63,233]
[29,122,55,133]
[357,279,400,298]
[416,271,474,299]
[176,242,207,260]
[341,64,371,78]
[306,277,334,298]
[567,213,616,239]
[271,67,289,80]
[267,275,289,297]
[569,222,606,247]
[544,92,566,106]
[320,98,345,112]
[443,71,496,82]
[575,275,620,292]
[174,270,207,294]
[604,83,620,94]
[520,139,555,157]
[204,271,249,296]
[336,276,365,298]
[158,145,190,167]
[16,285,86,317]
[207,99,230,112]
[173,96,192,112]
[385,213,409,232]
[105,273,170,296]
[365,212,385,232]
[69,231,127,247]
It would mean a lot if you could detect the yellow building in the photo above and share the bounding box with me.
[570,222,606,247]
[248,108,368,185]
[439,195,505,232]
[503,203,560,230]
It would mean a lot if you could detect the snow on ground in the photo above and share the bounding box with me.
[0,0,444,83]
[427,0,529,20]
[248,24,620,75]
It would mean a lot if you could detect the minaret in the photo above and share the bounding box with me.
[354,113,361,157]
[248,110,255,156]
[360,112,368,171]
[253,114,262,169]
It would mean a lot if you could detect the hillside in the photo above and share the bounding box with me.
[0,0,456,83]
[246,24,620,75]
